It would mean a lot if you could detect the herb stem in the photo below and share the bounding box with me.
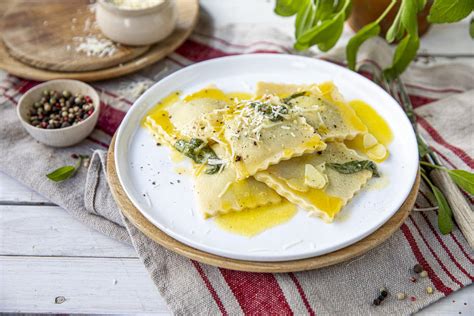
[420,161,447,171]
[375,0,397,24]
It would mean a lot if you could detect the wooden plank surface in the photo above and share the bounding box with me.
[0,205,135,257]
[0,256,168,314]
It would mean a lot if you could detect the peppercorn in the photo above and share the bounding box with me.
[414,264,423,273]
[426,286,434,294]
[28,89,95,130]
[420,270,428,278]
[381,290,388,298]
[373,298,381,306]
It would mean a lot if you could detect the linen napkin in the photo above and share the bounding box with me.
[1,23,473,315]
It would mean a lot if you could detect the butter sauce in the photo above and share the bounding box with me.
[215,201,297,237]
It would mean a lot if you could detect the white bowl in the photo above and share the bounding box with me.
[17,80,100,147]
[96,0,177,46]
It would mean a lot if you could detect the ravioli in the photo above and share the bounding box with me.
[254,142,374,222]
[144,89,282,217]
[222,96,327,179]
[194,146,282,217]
[256,81,368,141]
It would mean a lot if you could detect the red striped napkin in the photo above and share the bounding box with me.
[1,25,472,315]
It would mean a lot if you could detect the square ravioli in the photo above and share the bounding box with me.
[255,81,368,141]
[254,142,375,222]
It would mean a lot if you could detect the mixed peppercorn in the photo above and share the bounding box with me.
[28,89,95,129]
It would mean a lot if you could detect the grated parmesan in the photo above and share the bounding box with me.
[73,36,118,58]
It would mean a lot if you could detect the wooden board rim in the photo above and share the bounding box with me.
[107,135,420,273]
[0,0,198,82]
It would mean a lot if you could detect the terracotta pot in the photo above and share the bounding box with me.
[347,0,432,38]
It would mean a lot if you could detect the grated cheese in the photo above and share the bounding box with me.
[73,36,118,58]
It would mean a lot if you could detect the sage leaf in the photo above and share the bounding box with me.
[46,165,77,182]
[327,160,380,177]
[174,138,224,174]
[315,0,336,21]
[383,34,420,81]
[400,0,418,36]
[295,0,316,38]
[448,169,474,195]
[346,22,380,70]
[386,8,403,43]
[432,185,453,234]
[428,0,474,23]
[275,0,302,16]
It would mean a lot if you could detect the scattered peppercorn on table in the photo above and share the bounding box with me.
[0,0,473,314]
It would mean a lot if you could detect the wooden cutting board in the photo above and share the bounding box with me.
[107,135,420,273]
[1,0,149,72]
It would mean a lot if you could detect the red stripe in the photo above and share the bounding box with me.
[410,94,437,108]
[450,232,474,265]
[417,116,474,169]
[176,39,237,62]
[409,215,464,287]
[400,223,453,295]
[219,268,293,315]
[96,101,126,136]
[288,273,315,315]
[405,83,464,94]
[419,212,473,281]
[191,261,228,315]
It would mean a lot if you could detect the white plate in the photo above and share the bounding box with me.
[115,54,418,262]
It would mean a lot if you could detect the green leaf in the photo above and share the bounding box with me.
[432,186,454,234]
[297,0,348,51]
[275,0,302,16]
[470,18,474,38]
[400,0,419,36]
[448,169,474,195]
[295,0,316,38]
[346,22,381,70]
[315,0,336,21]
[386,8,403,43]
[383,34,420,80]
[316,13,345,51]
[46,165,77,182]
[327,160,380,177]
[428,0,474,23]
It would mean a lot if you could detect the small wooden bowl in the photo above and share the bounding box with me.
[17,80,100,147]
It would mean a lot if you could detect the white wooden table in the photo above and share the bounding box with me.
[1,1,473,314]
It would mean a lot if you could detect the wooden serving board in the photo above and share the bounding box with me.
[2,0,149,72]
[0,0,198,81]
[107,136,420,273]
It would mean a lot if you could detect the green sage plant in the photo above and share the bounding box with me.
[275,0,474,79]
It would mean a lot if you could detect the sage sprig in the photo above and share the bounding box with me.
[46,155,89,182]
[274,0,474,79]
[421,170,454,234]
[420,161,474,195]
